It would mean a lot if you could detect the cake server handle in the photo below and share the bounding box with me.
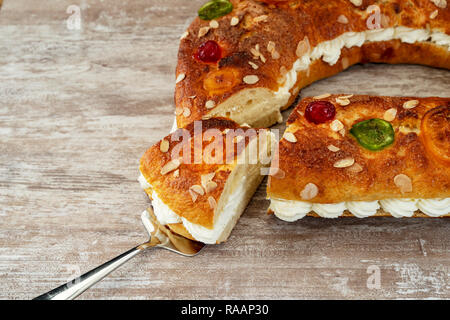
[33,242,154,300]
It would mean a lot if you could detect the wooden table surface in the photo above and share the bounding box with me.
[1,0,449,300]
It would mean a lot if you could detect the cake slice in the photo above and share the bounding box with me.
[140,118,275,244]
[267,94,450,220]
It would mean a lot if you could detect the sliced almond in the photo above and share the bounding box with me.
[190,184,205,196]
[300,183,319,200]
[173,169,179,178]
[283,132,297,143]
[313,93,331,99]
[430,0,447,9]
[259,54,267,63]
[330,119,344,132]
[338,15,349,24]
[230,17,239,26]
[198,26,210,38]
[430,9,439,19]
[209,20,219,28]
[327,144,340,152]
[383,108,397,122]
[189,189,198,202]
[336,97,350,106]
[201,172,215,189]
[271,50,280,60]
[253,15,268,23]
[349,0,362,6]
[161,159,181,175]
[183,107,191,117]
[180,31,189,40]
[403,99,419,109]
[160,139,169,153]
[175,73,185,84]
[205,181,218,193]
[243,75,259,85]
[348,163,363,173]
[394,174,413,193]
[334,157,355,168]
[296,36,310,57]
[267,41,276,53]
[205,100,216,109]
[248,61,259,70]
[208,196,217,210]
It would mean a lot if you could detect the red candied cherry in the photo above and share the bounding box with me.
[195,40,222,63]
[305,100,336,124]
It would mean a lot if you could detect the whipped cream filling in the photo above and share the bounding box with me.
[270,198,450,221]
[181,182,246,244]
[274,27,450,104]
[138,172,247,244]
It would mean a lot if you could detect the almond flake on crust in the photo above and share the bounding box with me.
[205,100,216,109]
[208,196,217,210]
[173,169,179,177]
[243,75,260,84]
[209,20,219,28]
[430,9,439,19]
[430,0,447,8]
[296,36,310,57]
[175,107,183,116]
[271,50,280,60]
[259,53,267,63]
[230,17,239,26]
[349,0,362,6]
[189,189,199,203]
[253,15,268,23]
[160,139,169,153]
[248,61,259,69]
[300,183,319,200]
[327,144,340,152]
[183,107,191,117]
[383,108,397,121]
[336,97,350,106]
[330,119,344,132]
[283,132,297,143]
[348,163,363,173]
[190,184,205,196]
[313,93,331,99]
[403,100,419,109]
[161,159,181,175]
[175,73,186,84]
[334,157,355,168]
[198,26,210,38]
[205,181,218,193]
[394,174,413,193]
[201,172,215,189]
[338,15,349,24]
[180,31,189,40]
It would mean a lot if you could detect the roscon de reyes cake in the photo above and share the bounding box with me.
[267,95,450,220]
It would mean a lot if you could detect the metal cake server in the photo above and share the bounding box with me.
[33,208,205,300]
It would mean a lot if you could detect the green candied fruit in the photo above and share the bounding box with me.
[198,0,233,21]
[350,118,395,151]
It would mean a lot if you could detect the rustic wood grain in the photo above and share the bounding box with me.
[0,0,449,300]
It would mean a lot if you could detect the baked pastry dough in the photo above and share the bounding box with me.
[267,95,450,220]
[175,0,450,129]
[140,118,275,243]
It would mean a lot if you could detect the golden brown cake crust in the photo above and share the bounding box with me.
[267,95,450,203]
[175,0,450,128]
[140,118,266,228]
